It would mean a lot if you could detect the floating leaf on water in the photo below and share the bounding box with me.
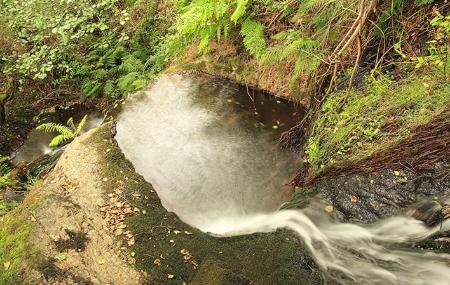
[153,259,161,266]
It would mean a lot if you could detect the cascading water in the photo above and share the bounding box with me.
[115,74,450,285]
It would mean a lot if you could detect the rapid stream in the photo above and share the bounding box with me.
[116,74,450,285]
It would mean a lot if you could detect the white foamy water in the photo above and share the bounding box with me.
[116,74,450,285]
[116,74,298,230]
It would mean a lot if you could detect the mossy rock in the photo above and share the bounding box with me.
[1,124,326,284]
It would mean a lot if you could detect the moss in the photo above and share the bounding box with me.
[0,206,33,284]
[0,181,44,284]
[305,71,450,175]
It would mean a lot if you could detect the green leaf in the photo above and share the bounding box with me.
[55,253,66,261]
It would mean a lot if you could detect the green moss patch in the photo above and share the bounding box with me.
[0,207,33,284]
[305,71,450,175]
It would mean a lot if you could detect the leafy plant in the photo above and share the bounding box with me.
[0,155,15,189]
[36,115,88,147]
[0,201,18,216]
[414,12,449,78]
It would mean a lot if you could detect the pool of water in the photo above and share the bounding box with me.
[116,73,304,232]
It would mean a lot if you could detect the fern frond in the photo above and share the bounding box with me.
[231,0,250,23]
[49,133,74,147]
[75,115,88,135]
[118,55,145,74]
[36,123,74,137]
[67,117,75,131]
[81,79,102,98]
[297,0,336,14]
[240,18,266,59]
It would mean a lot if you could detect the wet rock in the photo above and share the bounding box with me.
[287,168,450,223]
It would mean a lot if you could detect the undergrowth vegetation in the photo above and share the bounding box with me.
[0,0,171,99]
[304,11,449,174]
[0,155,15,190]
[305,71,449,173]
[164,0,446,100]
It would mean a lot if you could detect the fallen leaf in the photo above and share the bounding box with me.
[351,195,358,204]
[167,274,174,279]
[184,231,193,235]
[154,259,161,266]
[3,262,10,271]
[394,170,400,176]
[324,205,334,213]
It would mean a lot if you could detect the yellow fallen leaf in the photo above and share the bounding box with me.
[324,205,334,213]
[167,274,174,279]
[3,262,10,271]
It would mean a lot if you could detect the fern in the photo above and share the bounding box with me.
[296,0,336,14]
[167,0,234,54]
[117,72,149,95]
[231,0,250,23]
[119,55,145,74]
[240,18,266,59]
[36,115,88,147]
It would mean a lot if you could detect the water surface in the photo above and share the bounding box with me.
[116,74,303,232]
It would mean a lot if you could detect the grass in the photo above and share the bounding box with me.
[305,70,450,174]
